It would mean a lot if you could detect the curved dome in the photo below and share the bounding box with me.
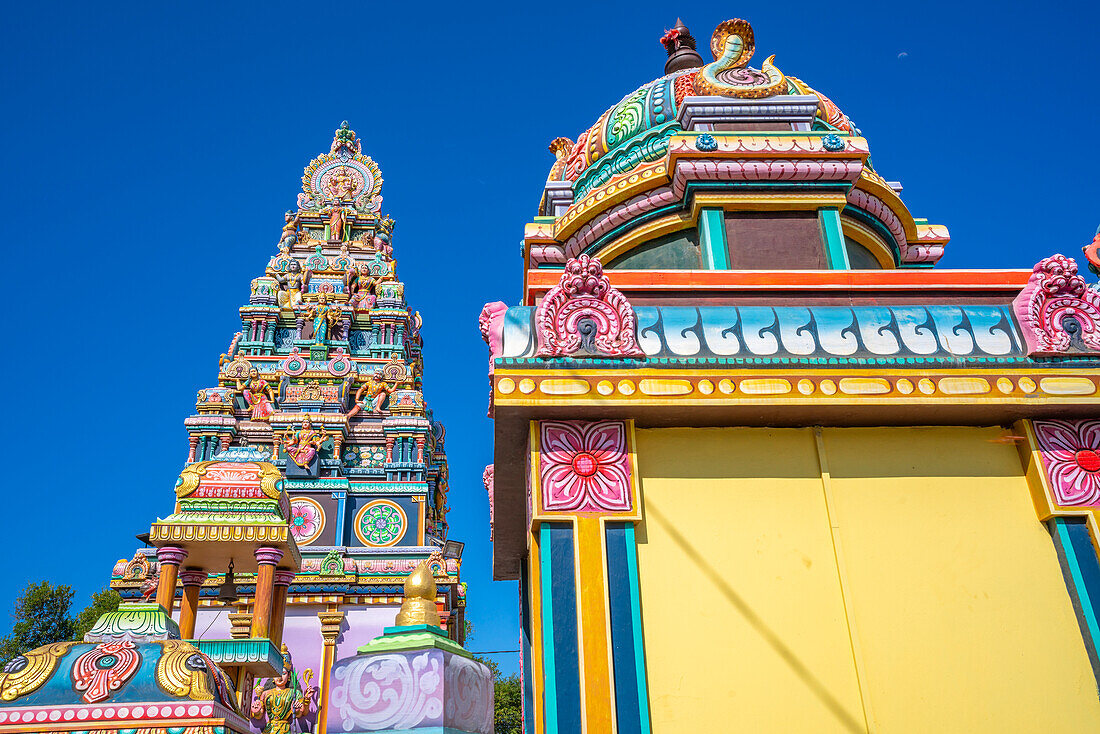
[547,20,856,196]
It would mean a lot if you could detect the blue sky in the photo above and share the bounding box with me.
[1,1,1097,674]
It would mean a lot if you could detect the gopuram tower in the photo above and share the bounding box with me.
[101,123,465,733]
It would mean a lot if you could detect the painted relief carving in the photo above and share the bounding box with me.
[539,421,633,512]
[71,641,141,703]
[482,465,494,540]
[1034,419,1100,507]
[1012,254,1100,356]
[330,651,445,731]
[0,642,75,701]
[479,301,508,367]
[535,255,644,358]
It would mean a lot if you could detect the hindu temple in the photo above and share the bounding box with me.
[0,123,492,734]
[480,17,1100,733]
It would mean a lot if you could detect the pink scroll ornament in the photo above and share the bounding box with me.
[1012,254,1100,356]
[540,421,633,512]
[479,301,507,369]
[535,255,644,358]
[482,465,494,541]
[1034,419,1100,507]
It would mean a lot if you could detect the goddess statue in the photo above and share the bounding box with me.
[235,368,276,421]
[305,293,340,345]
[327,206,348,242]
[345,264,377,311]
[276,260,308,310]
[281,416,325,470]
[347,369,395,418]
[250,646,315,734]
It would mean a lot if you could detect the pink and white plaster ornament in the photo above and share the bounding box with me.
[539,421,633,512]
[1012,254,1100,356]
[535,255,643,359]
[1034,419,1100,506]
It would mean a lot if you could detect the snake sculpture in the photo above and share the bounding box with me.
[694,19,787,99]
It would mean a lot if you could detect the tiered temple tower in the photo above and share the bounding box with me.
[107,123,464,733]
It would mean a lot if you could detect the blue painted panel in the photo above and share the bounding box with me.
[1051,518,1100,687]
[606,523,641,733]
[548,523,581,733]
[520,562,535,734]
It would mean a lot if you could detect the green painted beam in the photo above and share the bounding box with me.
[698,208,729,270]
[819,207,849,270]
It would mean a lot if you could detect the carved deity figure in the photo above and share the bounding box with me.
[327,206,348,242]
[306,293,340,345]
[347,369,395,418]
[251,647,315,734]
[236,368,276,421]
[279,210,300,249]
[276,260,308,310]
[281,416,325,469]
[345,264,377,311]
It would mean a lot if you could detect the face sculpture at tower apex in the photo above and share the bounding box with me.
[0,121,469,734]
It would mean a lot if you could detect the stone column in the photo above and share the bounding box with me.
[155,546,187,613]
[315,608,345,734]
[270,570,295,648]
[218,435,231,453]
[178,569,208,639]
[187,436,199,463]
[250,547,284,639]
[416,437,425,464]
[385,436,394,462]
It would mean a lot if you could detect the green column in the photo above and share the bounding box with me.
[819,207,849,269]
[699,208,729,270]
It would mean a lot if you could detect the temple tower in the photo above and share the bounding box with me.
[108,123,465,734]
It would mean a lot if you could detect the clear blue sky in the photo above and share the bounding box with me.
[2,1,1097,674]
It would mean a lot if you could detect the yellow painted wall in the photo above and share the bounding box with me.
[634,426,1100,733]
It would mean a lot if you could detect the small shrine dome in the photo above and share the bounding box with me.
[546,18,855,192]
[0,604,247,734]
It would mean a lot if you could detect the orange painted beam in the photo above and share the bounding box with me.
[524,268,1031,303]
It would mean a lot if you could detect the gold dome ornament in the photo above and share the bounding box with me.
[394,561,441,627]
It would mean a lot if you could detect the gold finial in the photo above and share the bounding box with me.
[394,560,441,627]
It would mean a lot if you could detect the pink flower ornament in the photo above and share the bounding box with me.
[1035,419,1100,506]
[540,421,633,512]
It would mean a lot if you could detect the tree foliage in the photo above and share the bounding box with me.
[0,582,121,665]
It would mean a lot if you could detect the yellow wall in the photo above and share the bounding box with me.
[634,426,1100,733]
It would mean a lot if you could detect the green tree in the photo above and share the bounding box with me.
[493,673,523,734]
[0,582,75,664]
[71,588,121,641]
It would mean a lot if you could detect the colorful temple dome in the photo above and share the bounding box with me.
[547,18,855,197]
[0,603,245,734]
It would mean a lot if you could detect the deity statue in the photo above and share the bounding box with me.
[281,416,325,470]
[276,260,309,310]
[250,646,315,734]
[345,264,377,311]
[327,168,356,202]
[235,368,276,421]
[327,206,349,242]
[306,293,340,345]
[347,369,395,418]
[278,210,300,249]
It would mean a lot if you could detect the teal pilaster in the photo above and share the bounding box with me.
[624,524,653,734]
[699,208,729,270]
[539,524,559,733]
[819,207,849,269]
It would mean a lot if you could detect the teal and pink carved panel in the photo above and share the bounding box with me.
[1012,255,1100,356]
[1034,419,1100,507]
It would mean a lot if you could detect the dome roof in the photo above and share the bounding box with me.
[547,19,855,195]
[0,603,244,733]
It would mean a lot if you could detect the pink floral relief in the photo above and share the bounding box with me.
[1034,419,1100,507]
[539,420,632,512]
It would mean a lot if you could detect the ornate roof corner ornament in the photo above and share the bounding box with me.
[1083,226,1100,277]
[694,18,786,99]
[535,255,645,359]
[1012,254,1100,356]
[479,301,508,369]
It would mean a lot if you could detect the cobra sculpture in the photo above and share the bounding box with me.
[694,19,787,99]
